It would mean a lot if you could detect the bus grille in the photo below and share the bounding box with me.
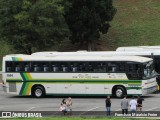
[9,82,17,92]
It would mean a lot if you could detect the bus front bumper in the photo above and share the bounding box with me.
[142,86,157,94]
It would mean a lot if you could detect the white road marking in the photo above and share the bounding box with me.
[25,107,35,111]
[145,107,159,111]
[87,107,100,111]
[79,106,100,115]
[115,109,121,111]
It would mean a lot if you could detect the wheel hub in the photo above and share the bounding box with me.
[116,89,123,97]
[35,89,42,97]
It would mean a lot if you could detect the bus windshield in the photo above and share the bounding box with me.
[143,61,155,79]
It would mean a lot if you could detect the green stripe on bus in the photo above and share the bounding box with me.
[23,73,29,80]
[126,87,141,90]
[19,73,25,95]
[23,82,30,94]
[6,80,141,84]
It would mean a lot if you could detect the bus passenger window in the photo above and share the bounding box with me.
[108,62,117,72]
[72,66,77,72]
[15,65,20,72]
[7,67,12,72]
[43,65,48,72]
[89,65,93,72]
[79,65,83,71]
[52,65,58,72]
[62,66,68,72]
[34,65,39,72]
[25,65,30,72]
[112,67,116,72]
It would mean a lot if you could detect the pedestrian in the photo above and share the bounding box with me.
[62,98,66,104]
[121,95,129,114]
[66,97,72,116]
[129,96,137,116]
[137,96,144,112]
[60,103,67,115]
[60,99,67,115]
[105,96,111,116]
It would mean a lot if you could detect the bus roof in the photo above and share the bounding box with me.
[116,46,160,52]
[3,54,152,63]
[31,50,160,57]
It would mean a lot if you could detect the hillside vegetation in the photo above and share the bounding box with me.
[101,0,160,50]
[0,0,160,54]
[43,0,160,51]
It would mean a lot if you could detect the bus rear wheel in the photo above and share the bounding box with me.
[32,86,45,98]
[115,87,125,98]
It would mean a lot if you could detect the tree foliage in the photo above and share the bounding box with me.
[0,0,69,54]
[64,0,116,50]
[0,0,116,53]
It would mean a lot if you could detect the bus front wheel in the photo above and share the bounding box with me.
[115,87,125,98]
[32,86,45,98]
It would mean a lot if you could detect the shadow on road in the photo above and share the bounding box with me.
[8,93,159,99]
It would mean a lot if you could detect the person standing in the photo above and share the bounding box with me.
[121,95,129,114]
[105,96,111,116]
[66,97,73,116]
[129,96,137,116]
[137,96,144,111]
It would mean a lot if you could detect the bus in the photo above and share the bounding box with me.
[116,46,160,52]
[32,51,160,89]
[2,54,157,98]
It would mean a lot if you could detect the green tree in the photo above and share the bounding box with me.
[0,0,69,54]
[64,0,116,51]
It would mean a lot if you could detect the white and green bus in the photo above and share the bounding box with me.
[2,54,157,98]
[116,46,160,52]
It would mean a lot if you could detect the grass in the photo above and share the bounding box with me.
[104,0,160,50]
[1,117,152,120]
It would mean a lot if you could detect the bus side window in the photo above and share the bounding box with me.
[112,66,116,72]
[7,67,11,72]
[25,65,30,72]
[52,65,58,72]
[43,65,48,72]
[34,65,39,72]
[79,64,83,71]
[70,65,78,72]
[88,64,93,72]
[73,66,77,72]
[108,62,117,72]
[15,65,20,72]
[62,66,68,72]
[7,67,12,72]
[6,62,14,72]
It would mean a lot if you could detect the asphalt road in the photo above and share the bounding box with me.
[0,85,160,113]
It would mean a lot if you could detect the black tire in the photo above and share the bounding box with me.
[32,86,45,98]
[115,87,125,98]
